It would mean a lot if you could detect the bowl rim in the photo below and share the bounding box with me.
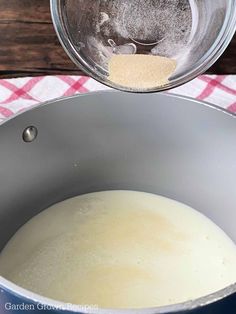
[0,91,236,313]
[50,0,236,93]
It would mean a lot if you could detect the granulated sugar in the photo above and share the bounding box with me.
[108,54,177,89]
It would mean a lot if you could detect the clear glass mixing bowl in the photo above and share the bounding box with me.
[51,0,236,93]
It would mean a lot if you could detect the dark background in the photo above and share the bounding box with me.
[0,0,235,78]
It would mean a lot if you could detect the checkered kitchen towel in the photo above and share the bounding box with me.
[0,75,235,122]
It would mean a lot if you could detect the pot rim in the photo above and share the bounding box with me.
[0,276,236,314]
[0,91,235,313]
[0,91,235,128]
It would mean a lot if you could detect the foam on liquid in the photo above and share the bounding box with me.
[0,191,236,308]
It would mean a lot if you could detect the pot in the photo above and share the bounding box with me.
[0,92,235,313]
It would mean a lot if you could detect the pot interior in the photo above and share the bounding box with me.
[0,92,235,253]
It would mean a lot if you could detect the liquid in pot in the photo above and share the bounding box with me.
[0,191,236,308]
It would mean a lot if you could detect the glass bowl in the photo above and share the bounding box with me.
[51,0,236,93]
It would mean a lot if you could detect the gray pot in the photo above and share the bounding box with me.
[0,92,235,313]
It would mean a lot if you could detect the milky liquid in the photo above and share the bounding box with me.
[0,191,236,308]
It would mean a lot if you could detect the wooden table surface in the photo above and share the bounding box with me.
[0,0,235,79]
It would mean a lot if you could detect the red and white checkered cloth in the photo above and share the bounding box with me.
[0,75,235,122]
